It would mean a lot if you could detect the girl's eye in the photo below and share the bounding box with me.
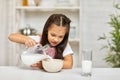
[59,36,64,38]
[51,34,56,37]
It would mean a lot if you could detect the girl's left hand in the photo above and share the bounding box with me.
[31,61,43,69]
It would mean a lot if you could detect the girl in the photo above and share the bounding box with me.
[8,14,73,69]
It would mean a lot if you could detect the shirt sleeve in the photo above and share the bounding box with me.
[63,42,74,57]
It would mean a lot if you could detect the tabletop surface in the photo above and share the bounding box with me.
[0,66,120,80]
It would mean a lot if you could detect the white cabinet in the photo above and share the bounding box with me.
[15,0,80,41]
[14,0,80,67]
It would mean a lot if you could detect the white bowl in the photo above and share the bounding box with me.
[42,59,63,72]
[21,53,49,66]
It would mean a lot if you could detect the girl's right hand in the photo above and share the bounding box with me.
[24,37,38,48]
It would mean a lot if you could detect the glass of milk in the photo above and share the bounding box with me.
[81,49,92,76]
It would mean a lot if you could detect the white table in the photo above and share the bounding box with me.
[0,66,120,80]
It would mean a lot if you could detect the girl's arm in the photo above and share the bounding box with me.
[8,33,37,47]
[63,54,73,69]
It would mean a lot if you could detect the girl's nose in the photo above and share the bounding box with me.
[53,37,59,42]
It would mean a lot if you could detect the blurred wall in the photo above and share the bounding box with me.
[80,0,115,67]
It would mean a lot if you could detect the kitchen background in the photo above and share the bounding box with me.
[0,0,119,68]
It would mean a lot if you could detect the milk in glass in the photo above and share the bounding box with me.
[82,60,92,74]
[81,49,92,76]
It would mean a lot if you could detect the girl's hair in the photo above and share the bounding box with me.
[40,14,71,59]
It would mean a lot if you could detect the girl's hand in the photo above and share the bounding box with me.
[30,61,43,69]
[24,37,38,48]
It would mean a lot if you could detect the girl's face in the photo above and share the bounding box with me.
[48,24,67,46]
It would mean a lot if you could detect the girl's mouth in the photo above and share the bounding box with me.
[51,42,57,46]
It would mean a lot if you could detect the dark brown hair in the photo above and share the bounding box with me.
[40,14,71,59]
